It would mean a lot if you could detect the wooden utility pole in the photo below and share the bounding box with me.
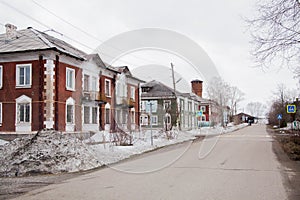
[171,63,180,130]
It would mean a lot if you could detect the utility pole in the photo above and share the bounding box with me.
[171,63,180,130]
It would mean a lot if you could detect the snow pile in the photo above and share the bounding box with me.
[0,139,8,146]
[0,130,100,177]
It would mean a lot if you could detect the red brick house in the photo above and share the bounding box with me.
[0,24,143,134]
[0,24,87,133]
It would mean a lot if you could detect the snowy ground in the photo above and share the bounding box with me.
[85,123,248,167]
[0,123,248,177]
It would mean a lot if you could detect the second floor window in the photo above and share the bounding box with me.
[66,67,75,91]
[16,64,31,87]
[83,74,89,92]
[105,79,111,97]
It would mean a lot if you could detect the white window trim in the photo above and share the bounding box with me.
[0,102,2,126]
[66,67,75,91]
[105,79,111,97]
[16,64,32,88]
[0,65,3,89]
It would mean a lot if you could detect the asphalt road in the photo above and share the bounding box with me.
[13,125,291,200]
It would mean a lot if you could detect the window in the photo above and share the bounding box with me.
[66,67,75,91]
[92,107,97,124]
[105,108,110,124]
[151,115,158,125]
[130,86,135,100]
[18,103,30,122]
[91,77,97,92]
[201,115,206,121]
[163,100,171,110]
[0,102,2,125]
[200,106,206,112]
[131,109,135,124]
[0,65,2,89]
[16,64,31,87]
[105,79,111,97]
[83,74,89,92]
[66,104,74,123]
[84,106,90,124]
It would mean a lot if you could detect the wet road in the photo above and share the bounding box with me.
[13,125,289,200]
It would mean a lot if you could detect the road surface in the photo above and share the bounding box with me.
[13,125,290,200]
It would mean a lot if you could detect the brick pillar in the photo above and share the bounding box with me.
[44,59,55,129]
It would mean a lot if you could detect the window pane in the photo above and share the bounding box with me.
[84,106,90,124]
[105,109,110,124]
[67,105,73,123]
[84,75,89,91]
[91,77,97,91]
[92,107,97,124]
[25,104,30,122]
[25,66,30,85]
[19,67,24,85]
[105,80,110,96]
[19,104,24,122]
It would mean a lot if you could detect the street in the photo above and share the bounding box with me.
[13,125,289,200]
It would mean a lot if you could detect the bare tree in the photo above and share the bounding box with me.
[246,102,267,118]
[247,0,300,76]
[228,86,245,116]
[206,77,244,125]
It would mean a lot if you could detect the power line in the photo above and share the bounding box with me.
[0,1,147,68]
[31,0,159,65]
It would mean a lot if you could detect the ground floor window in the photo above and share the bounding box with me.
[84,106,90,124]
[151,115,158,125]
[66,105,74,123]
[16,95,32,124]
[105,108,110,124]
[92,107,98,124]
[66,97,75,124]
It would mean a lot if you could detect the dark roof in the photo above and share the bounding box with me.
[0,27,87,60]
[141,80,180,98]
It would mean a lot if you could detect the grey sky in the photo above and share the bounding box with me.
[0,0,298,111]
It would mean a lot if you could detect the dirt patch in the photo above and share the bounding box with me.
[267,127,300,200]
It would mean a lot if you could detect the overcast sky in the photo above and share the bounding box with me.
[1,0,299,111]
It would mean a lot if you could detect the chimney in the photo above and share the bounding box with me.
[5,23,18,41]
[191,79,203,97]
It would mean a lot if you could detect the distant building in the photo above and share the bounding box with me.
[140,79,222,130]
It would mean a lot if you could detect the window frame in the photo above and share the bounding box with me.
[16,64,32,88]
[66,67,75,91]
